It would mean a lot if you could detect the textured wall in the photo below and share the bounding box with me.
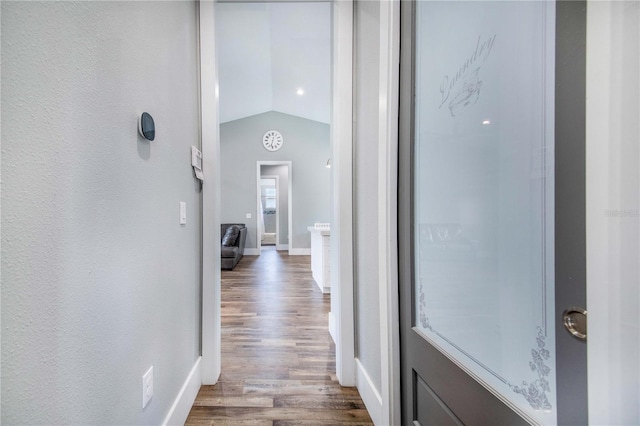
[353,0,382,393]
[1,2,202,424]
[220,111,330,250]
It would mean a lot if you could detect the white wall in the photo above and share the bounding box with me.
[220,111,330,250]
[269,2,332,124]
[1,2,202,424]
[215,2,273,123]
[215,2,331,124]
[587,1,640,424]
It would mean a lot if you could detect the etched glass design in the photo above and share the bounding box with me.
[413,1,557,423]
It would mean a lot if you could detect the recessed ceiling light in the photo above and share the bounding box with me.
[482,120,491,125]
[296,88,305,96]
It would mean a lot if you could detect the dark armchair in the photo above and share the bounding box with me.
[221,223,247,270]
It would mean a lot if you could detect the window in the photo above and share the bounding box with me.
[265,197,276,209]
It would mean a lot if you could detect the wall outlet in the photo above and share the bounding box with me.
[246,213,252,219]
[142,366,153,409]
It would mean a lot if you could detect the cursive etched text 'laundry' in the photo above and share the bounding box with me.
[439,34,497,112]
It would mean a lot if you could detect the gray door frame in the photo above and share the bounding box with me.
[398,0,588,424]
[553,2,588,422]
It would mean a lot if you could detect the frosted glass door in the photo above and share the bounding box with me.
[413,1,557,423]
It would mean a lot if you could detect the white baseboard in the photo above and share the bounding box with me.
[315,279,330,294]
[328,312,337,344]
[244,248,260,255]
[288,248,311,256]
[162,356,201,426]
[356,358,383,425]
[276,244,289,251]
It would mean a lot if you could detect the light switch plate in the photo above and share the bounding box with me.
[142,366,153,409]
[191,146,202,169]
[180,202,187,225]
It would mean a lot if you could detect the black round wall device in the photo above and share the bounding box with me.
[138,112,155,141]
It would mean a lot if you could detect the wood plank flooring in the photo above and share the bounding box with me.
[185,248,373,425]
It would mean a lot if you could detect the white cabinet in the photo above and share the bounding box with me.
[308,225,330,293]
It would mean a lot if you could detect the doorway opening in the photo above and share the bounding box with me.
[257,161,292,254]
[200,0,356,399]
[259,176,279,248]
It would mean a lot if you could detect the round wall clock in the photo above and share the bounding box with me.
[262,130,284,151]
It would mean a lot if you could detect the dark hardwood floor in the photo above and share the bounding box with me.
[185,248,373,425]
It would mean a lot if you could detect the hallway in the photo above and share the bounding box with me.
[185,250,373,425]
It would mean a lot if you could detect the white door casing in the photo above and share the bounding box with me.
[330,0,356,388]
[199,0,222,385]
[376,0,402,424]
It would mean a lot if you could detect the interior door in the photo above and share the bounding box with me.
[398,1,587,424]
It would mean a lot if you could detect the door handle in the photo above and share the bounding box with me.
[563,307,587,340]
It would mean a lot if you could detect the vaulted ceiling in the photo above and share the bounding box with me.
[215,2,332,124]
